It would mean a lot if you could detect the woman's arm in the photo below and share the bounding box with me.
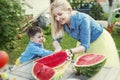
[71,45,85,54]
[52,40,62,52]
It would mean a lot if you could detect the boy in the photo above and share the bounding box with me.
[19,26,53,63]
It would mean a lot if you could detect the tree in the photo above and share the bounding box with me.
[0,0,25,51]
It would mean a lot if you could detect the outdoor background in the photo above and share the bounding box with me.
[0,0,120,65]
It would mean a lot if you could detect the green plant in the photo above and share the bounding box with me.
[90,2,104,20]
[102,13,109,20]
[117,3,120,8]
[68,0,94,10]
[43,24,51,35]
[0,0,25,51]
[9,33,29,64]
[68,0,105,20]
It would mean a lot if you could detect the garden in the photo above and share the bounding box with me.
[0,0,120,65]
[0,0,120,80]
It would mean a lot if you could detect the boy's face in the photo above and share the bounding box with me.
[30,32,44,45]
[52,7,71,25]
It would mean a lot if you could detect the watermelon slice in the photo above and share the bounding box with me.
[35,50,68,68]
[32,62,55,80]
[32,50,70,80]
[74,53,106,77]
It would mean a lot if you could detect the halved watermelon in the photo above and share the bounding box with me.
[74,53,106,77]
[32,50,71,80]
[35,50,68,68]
[33,62,55,80]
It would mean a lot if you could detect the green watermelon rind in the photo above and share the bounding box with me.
[52,60,71,80]
[75,59,106,77]
[74,54,107,77]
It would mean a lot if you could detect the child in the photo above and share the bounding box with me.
[50,0,120,67]
[19,26,53,64]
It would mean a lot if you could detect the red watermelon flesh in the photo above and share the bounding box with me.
[32,50,68,80]
[35,50,68,68]
[76,54,105,66]
[33,62,55,80]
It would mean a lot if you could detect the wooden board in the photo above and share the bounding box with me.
[7,60,120,80]
[7,59,35,80]
[61,63,120,80]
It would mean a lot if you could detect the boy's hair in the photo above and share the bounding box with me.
[27,26,43,38]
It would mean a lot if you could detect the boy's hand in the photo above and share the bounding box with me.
[65,49,73,60]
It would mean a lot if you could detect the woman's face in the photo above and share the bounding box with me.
[52,7,71,25]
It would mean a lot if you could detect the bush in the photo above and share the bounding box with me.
[68,0,105,20]
[0,0,25,51]
[90,2,104,20]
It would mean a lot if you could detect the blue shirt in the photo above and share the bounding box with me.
[64,11,103,51]
[20,41,53,63]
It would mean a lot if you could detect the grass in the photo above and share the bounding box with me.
[8,28,120,65]
[9,34,29,64]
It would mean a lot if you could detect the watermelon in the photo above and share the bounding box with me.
[32,62,55,80]
[32,50,71,80]
[74,53,106,77]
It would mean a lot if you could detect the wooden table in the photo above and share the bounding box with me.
[61,64,120,80]
[6,60,120,80]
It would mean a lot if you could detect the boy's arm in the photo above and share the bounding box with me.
[32,47,53,57]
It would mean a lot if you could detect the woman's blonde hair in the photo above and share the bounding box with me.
[50,0,72,39]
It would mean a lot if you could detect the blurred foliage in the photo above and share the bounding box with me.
[68,0,95,10]
[0,0,25,51]
[68,0,106,20]
[117,3,120,8]
[43,24,51,35]
[90,2,105,20]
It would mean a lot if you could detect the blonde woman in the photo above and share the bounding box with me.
[50,0,120,67]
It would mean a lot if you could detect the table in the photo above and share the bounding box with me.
[7,60,120,80]
[61,64,120,80]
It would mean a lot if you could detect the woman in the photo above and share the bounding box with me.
[50,0,120,67]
